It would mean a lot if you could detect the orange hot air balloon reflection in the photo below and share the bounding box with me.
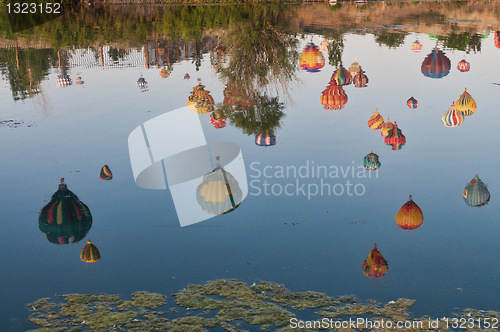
[395,195,423,230]
[362,244,388,278]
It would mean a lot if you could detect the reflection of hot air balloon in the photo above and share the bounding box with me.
[455,88,476,116]
[362,244,388,278]
[384,122,406,150]
[353,69,368,88]
[210,110,226,129]
[255,130,276,146]
[75,77,84,85]
[137,75,148,92]
[395,195,423,230]
[407,96,418,109]
[495,32,500,49]
[411,39,422,52]
[320,77,348,110]
[196,158,243,215]
[187,80,215,114]
[56,74,72,88]
[100,165,113,180]
[442,102,464,127]
[380,117,393,137]
[320,39,329,52]
[38,179,92,244]
[457,59,470,72]
[184,73,190,80]
[332,63,352,86]
[463,175,490,207]
[349,60,361,77]
[421,49,451,79]
[368,110,384,130]
[363,151,381,170]
[80,239,101,263]
[159,66,170,78]
[299,42,325,73]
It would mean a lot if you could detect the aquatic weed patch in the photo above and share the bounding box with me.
[26,279,499,331]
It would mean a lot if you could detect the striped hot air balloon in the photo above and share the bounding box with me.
[159,66,171,78]
[353,69,368,88]
[380,117,393,137]
[457,59,470,72]
[255,130,277,146]
[363,151,381,170]
[349,60,361,77]
[38,179,92,244]
[362,244,388,278]
[421,48,451,79]
[56,74,72,88]
[100,165,113,180]
[455,88,477,116]
[407,96,418,109]
[80,239,101,263]
[299,42,325,73]
[320,77,348,110]
[442,102,464,127]
[196,161,243,215]
[332,63,352,86]
[368,110,384,130]
[395,195,423,230]
[384,123,406,151]
[463,175,490,207]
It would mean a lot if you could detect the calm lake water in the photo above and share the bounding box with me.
[1,2,500,330]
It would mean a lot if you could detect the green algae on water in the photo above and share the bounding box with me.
[26,279,500,331]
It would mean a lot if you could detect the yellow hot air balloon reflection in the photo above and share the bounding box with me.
[395,195,423,230]
[196,162,243,216]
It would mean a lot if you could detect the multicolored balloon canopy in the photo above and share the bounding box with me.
[363,151,381,171]
[39,179,92,244]
[455,88,477,116]
[320,78,348,110]
[395,195,423,230]
[463,175,490,207]
[196,160,243,215]
[421,48,451,79]
[184,73,190,80]
[187,80,215,114]
[299,42,325,73]
[353,69,368,88]
[362,244,388,278]
[100,165,113,181]
[368,110,384,130]
[457,59,470,72]
[442,102,464,128]
[159,66,171,78]
[255,130,277,146]
[407,96,418,109]
[80,239,101,263]
[411,39,422,52]
[210,110,226,129]
[348,60,361,77]
[380,117,393,137]
[56,74,72,88]
[384,123,406,150]
[332,63,352,86]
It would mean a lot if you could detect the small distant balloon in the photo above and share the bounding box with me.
[184,73,191,80]
[100,165,113,180]
[457,59,470,72]
[362,244,388,278]
[407,96,418,109]
[363,151,381,171]
[411,39,422,52]
[80,239,101,263]
[463,175,490,207]
[395,195,423,230]
[137,75,148,92]
[367,110,384,130]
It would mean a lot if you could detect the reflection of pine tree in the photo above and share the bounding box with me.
[210,6,298,99]
[327,34,344,68]
[218,94,285,136]
[374,32,407,49]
